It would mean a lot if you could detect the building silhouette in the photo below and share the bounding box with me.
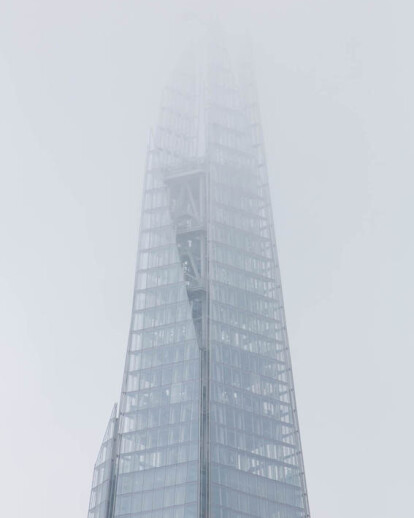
[87,30,310,518]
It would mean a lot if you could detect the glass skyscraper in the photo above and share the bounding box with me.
[87,31,310,518]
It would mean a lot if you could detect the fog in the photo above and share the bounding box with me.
[0,1,413,517]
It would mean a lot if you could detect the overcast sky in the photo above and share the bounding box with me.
[0,1,413,517]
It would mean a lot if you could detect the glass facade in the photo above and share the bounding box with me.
[88,405,118,518]
[209,163,307,518]
[88,32,310,518]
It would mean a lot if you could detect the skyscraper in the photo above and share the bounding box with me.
[87,31,310,518]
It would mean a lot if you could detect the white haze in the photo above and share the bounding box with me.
[0,1,413,517]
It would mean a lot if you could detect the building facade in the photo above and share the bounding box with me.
[87,33,310,518]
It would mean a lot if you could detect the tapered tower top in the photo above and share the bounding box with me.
[88,29,310,518]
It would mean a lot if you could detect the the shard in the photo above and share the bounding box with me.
[87,30,311,518]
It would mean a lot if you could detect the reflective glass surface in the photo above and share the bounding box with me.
[114,169,201,518]
[87,35,310,518]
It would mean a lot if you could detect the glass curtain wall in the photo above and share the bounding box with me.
[87,30,310,518]
[205,38,309,518]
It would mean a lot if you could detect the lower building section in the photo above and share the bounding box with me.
[87,164,309,518]
[88,405,118,518]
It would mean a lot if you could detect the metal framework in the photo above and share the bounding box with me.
[87,29,310,518]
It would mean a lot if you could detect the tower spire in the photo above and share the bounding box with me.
[88,32,311,518]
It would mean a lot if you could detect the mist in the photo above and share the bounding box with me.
[0,1,413,517]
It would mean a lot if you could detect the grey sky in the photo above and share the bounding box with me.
[0,1,413,517]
